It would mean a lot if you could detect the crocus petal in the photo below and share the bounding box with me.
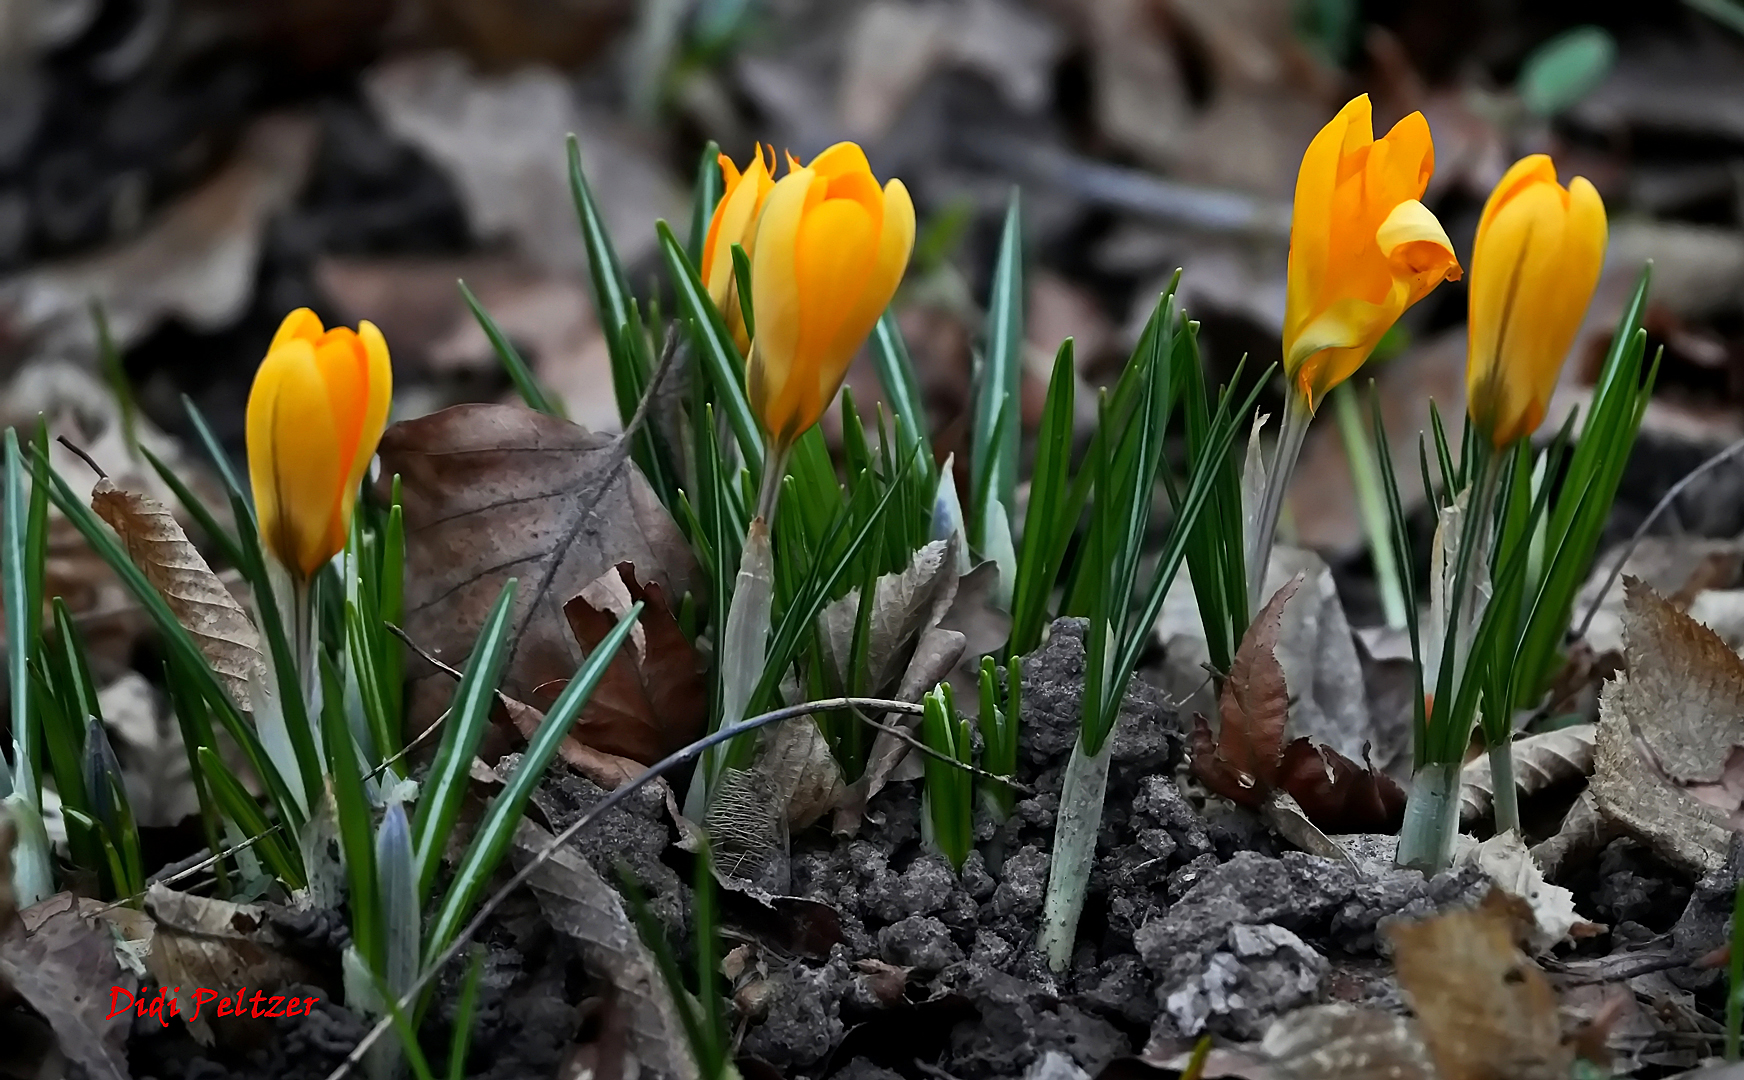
[1281,97,1459,409]
[270,307,325,351]
[748,166,817,440]
[746,145,912,450]
[246,339,343,578]
[344,320,393,512]
[1466,161,1607,447]
[1377,198,1462,307]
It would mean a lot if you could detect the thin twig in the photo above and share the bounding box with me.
[321,693,993,1080]
[56,435,108,480]
[96,827,282,913]
[391,618,1023,794]
[1576,434,1744,639]
[620,326,683,445]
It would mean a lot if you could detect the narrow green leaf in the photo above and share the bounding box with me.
[459,280,562,416]
[730,241,755,341]
[321,652,379,972]
[427,602,641,960]
[869,311,935,489]
[686,140,723,264]
[446,950,487,1080]
[196,745,304,887]
[3,430,34,799]
[971,190,1024,544]
[411,580,519,900]
[656,220,764,473]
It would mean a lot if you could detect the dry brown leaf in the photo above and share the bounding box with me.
[1593,576,1744,870]
[819,538,960,698]
[1273,739,1405,835]
[1191,575,1301,803]
[142,883,317,1044]
[498,691,645,791]
[510,820,699,1080]
[553,562,707,763]
[92,478,263,712]
[382,404,699,739]
[1387,890,1571,1080]
[1129,1002,1434,1079]
[1460,724,1596,828]
[0,893,135,1080]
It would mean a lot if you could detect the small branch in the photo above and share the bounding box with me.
[97,827,282,912]
[56,435,108,480]
[620,325,683,445]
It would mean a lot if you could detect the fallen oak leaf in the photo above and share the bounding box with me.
[1593,576,1744,870]
[382,404,699,740]
[0,893,134,1080]
[91,477,264,711]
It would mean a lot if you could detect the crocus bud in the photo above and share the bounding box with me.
[1466,155,1607,448]
[702,146,776,354]
[1283,95,1463,410]
[747,142,914,448]
[246,308,392,579]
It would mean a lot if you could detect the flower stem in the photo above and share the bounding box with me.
[1332,385,1406,629]
[1038,734,1113,972]
[1396,761,1461,873]
[1246,390,1313,615]
[1489,738,1521,836]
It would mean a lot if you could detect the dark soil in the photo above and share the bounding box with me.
[128,618,1722,1080]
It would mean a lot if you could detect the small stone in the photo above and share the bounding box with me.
[1159,922,1327,1040]
[878,915,962,973]
[1023,1050,1090,1080]
[993,845,1049,918]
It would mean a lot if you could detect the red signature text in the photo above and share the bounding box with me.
[107,987,323,1027]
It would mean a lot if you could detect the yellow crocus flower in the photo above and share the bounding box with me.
[246,308,392,579]
[1466,155,1607,448]
[1283,95,1463,410]
[702,145,776,354]
[747,142,914,449]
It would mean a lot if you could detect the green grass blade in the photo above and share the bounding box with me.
[445,950,487,1080]
[869,311,935,487]
[970,189,1024,546]
[427,603,640,959]
[686,139,723,265]
[321,651,380,972]
[3,430,34,800]
[656,220,764,473]
[459,280,562,417]
[567,134,638,379]
[411,580,519,900]
[196,745,305,887]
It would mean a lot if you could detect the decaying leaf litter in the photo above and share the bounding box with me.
[4,1,1744,1079]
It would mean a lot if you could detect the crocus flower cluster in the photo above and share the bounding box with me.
[703,142,915,452]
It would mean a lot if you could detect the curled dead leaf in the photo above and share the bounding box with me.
[1459,724,1596,828]
[1189,576,1402,835]
[91,478,264,710]
[550,562,707,763]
